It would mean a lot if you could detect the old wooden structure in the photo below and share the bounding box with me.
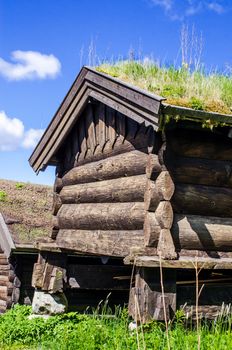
[29,66,232,321]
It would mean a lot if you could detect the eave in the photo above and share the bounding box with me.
[29,66,165,173]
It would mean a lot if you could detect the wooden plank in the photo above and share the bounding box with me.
[0,213,16,258]
[57,202,145,230]
[128,267,176,322]
[56,229,144,257]
[163,103,232,126]
[29,67,88,168]
[124,255,232,269]
[86,69,163,113]
[89,90,159,130]
[34,86,90,172]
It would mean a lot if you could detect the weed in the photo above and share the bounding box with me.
[0,191,7,202]
[15,183,25,190]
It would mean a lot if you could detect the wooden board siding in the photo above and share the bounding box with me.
[29,67,163,173]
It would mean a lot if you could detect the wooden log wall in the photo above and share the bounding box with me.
[143,150,176,259]
[165,127,232,254]
[0,251,20,313]
[48,101,180,260]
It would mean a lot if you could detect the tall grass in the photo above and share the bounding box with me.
[96,60,232,114]
[1,305,232,349]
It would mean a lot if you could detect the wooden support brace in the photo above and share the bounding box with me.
[128,267,176,323]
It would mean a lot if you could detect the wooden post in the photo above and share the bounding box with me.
[128,267,176,323]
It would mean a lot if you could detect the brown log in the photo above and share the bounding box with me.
[62,150,151,186]
[54,176,63,193]
[167,156,232,188]
[60,175,147,204]
[57,202,145,230]
[157,229,177,259]
[166,129,232,160]
[146,154,162,180]
[144,212,160,247]
[155,201,173,229]
[172,214,232,251]
[0,258,9,265]
[144,172,175,211]
[173,184,232,217]
[52,192,62,215]
[56,229,144,257]
[144,202,173,247]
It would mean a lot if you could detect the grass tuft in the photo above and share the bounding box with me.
[97,60,232,114]
[1,305,232,349]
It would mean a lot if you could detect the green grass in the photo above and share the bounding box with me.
[1,305,232,349]
[0,190,7,202]
[96,60,232,115]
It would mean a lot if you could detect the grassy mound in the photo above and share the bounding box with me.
[0,179,52,244]
[97,61,232,115]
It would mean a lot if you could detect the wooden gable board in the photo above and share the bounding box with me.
[29,67,164,173]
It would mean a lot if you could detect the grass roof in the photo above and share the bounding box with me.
[0,179,52,245]
[96,61,232,115]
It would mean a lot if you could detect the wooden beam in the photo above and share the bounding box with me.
[56,229,144,257]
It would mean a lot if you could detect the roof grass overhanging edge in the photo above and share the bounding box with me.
[161,103,232,130]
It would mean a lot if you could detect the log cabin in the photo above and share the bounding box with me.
[29,66,232,321]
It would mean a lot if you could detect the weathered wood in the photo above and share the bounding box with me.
[146,153,162,180]
[62,150,149,186]
[172,214,232,251]
[52,192,62,215]
[53,176,63,193]
[144,172,175,211]
[128,267,176,322]
[144,212,160,247]
[144,202,173,247]
[157,229,177,260]
[173,184,232,217]
[167,156,232,188]
[56,229,144,257]
[60,175,147,204]
[57,202,145,230]
[155,201,173,229]
[166,129,232,160]
[68,264,132,290]
[124,255,232,269]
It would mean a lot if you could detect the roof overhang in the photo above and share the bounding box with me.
[29,66,165,173]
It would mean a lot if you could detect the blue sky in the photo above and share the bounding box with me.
[0,0,232,185]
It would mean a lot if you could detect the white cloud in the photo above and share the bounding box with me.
[22,128,44,149]
[0,111,44,151]
[150,0,226,20]
[0,111,24,151]
[208,2,225,13]
[0,51,61,81]
[151,0,173,11]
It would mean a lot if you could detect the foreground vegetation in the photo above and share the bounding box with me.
[1,305,232,349]
[97,60,232,115]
